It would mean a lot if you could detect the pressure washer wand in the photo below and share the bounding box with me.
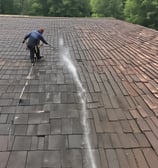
[48,44,55,50]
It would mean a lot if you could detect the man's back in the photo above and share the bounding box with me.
[27,30,41,47]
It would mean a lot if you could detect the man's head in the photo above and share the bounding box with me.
[38,28,44,34]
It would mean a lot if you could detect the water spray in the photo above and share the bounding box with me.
[59,37,97,168]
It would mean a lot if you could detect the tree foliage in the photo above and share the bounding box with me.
[124,0,158,29]
[91,0,124,19]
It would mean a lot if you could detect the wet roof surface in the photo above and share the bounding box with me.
[0,16,158,168]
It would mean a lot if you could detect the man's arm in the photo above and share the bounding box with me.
[39,35,48,45]
[22,33,31,43]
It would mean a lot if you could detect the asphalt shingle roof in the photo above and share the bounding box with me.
[0,16,158,168]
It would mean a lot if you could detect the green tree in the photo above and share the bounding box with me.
[39,0,49,16]
[124,0,158,29]
[47,0,63,16]
[23,0,43,15]
[124,0,143,23]
[141,0,158,29]
[47,0,90,17]
[12,0,23,14]
[62,0,90,17]
[0,0,4,13]
[91,0,124,19]
[0,0,14,14]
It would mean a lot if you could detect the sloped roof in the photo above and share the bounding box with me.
[0,16,158,168]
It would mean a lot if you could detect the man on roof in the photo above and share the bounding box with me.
[22,28,48,63]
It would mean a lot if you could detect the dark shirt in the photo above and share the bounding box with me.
[24,30,48,47]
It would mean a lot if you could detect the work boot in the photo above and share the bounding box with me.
[31,59,35,63]
[37,56,43,60]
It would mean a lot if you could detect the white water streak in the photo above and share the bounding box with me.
[59,38,96,168]
[19,65,33,102]
[8,63,34,149]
